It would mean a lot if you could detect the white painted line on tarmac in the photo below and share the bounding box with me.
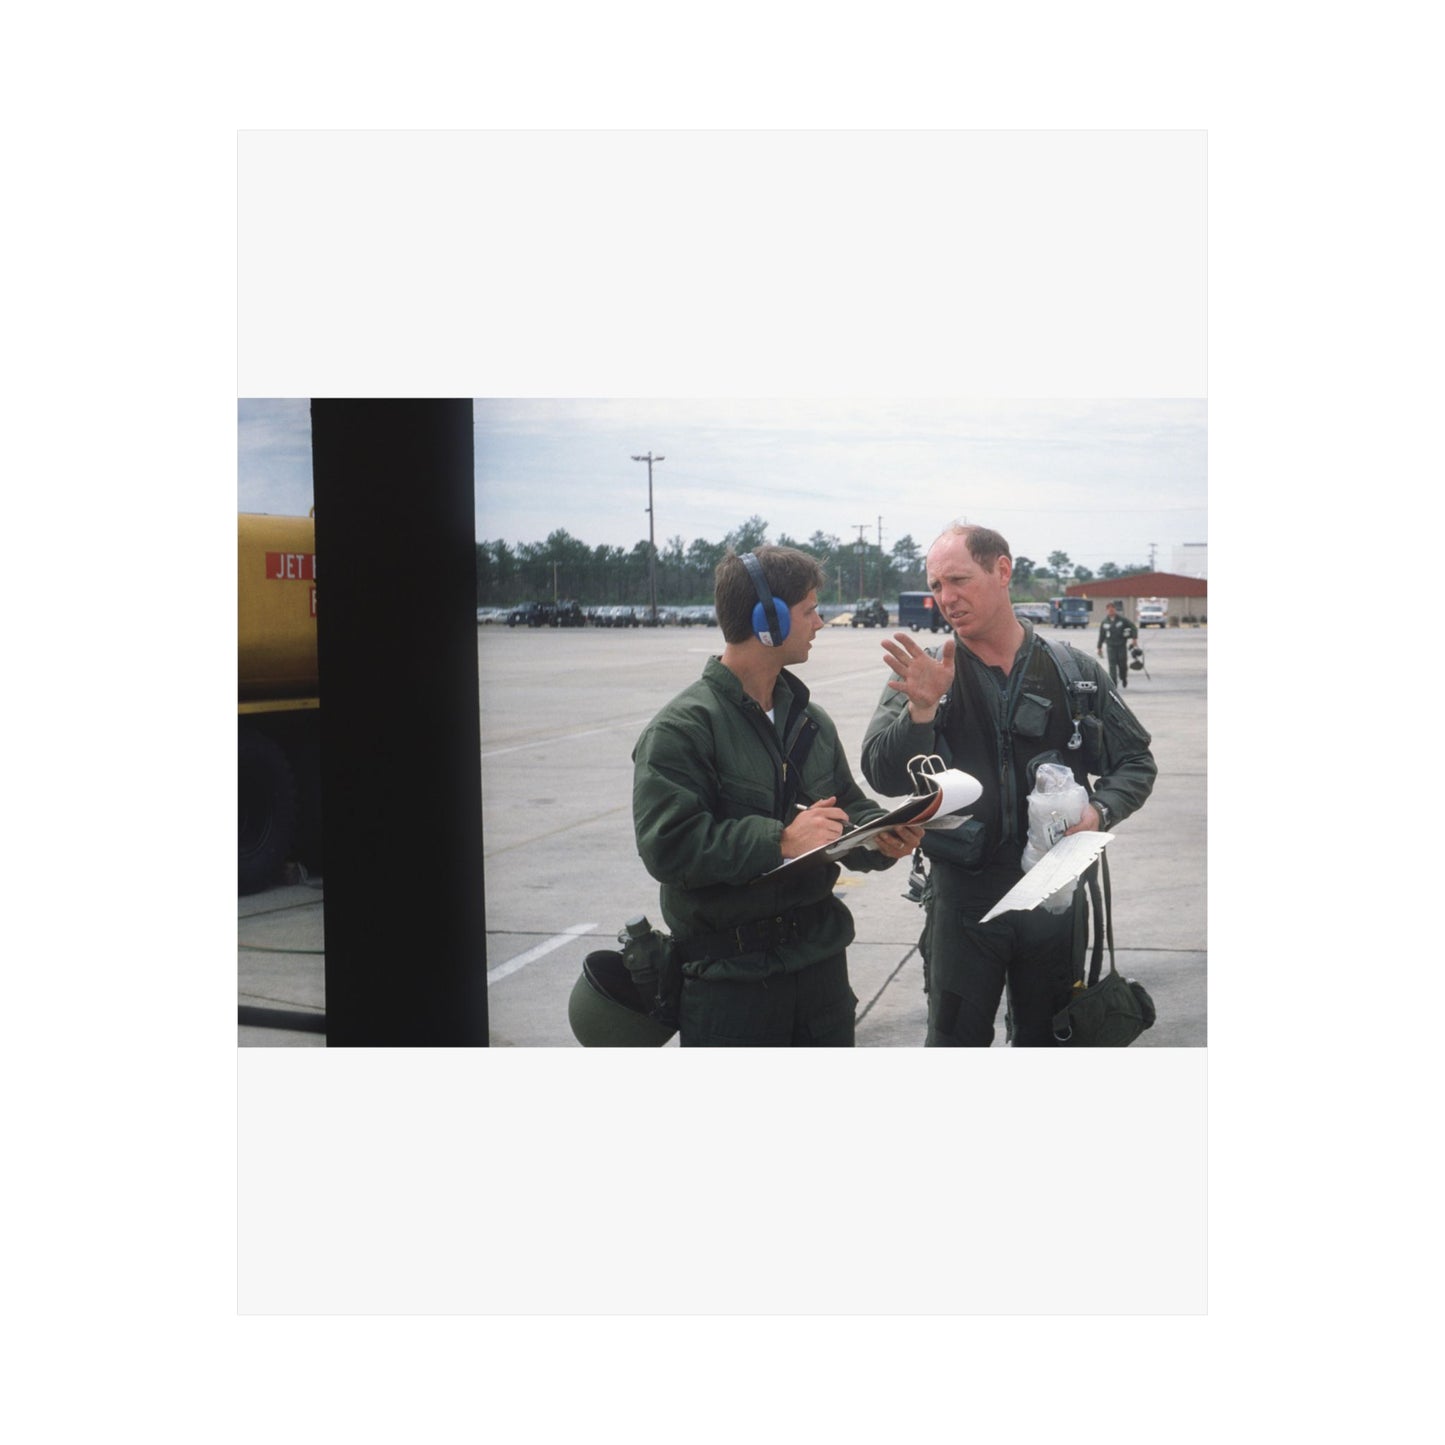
[487,923,598,983]
[481,721,653,760]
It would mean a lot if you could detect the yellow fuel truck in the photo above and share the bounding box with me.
[238,512,322,893]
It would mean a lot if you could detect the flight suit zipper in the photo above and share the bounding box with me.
[741,690,817,820]
[957,638,1029,853]
[998,671,1019,849]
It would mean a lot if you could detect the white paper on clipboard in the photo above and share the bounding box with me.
[979,831,1116,922]
[822,766,983,859]
[757,766,982,878]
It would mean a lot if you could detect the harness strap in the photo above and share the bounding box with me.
[781,712,820,815]
[1052,848,1120,1040]
[1041,635,1100,750]
[1078,848,1117,989]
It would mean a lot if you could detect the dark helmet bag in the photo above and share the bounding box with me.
[1051,852,1156,1046]
[1052,966,1156,1045]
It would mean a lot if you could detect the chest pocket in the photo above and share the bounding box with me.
[796,728,841,809]
[717,770,775,820]
[1011,691,1053,741]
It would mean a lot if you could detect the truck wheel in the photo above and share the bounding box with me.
[239,727,297,894]
[292,736,324,874]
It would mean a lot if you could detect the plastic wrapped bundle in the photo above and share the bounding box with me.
[1020,763,1089,913]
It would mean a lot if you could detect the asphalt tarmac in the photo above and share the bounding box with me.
[238,618,1206,1047]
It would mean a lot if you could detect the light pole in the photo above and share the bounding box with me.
[632,452,664,623]
[853,524,869,599]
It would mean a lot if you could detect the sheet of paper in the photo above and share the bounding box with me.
[979,831,1115,922]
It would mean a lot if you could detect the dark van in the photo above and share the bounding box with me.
[1050,597,1094,629]
[898,591,947,633]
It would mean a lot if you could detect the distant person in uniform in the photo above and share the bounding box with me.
[862,525,1156,1047]
[631,545,923,1047]
[1097,602,1138,689]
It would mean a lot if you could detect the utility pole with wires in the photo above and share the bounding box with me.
[631,452,664,623]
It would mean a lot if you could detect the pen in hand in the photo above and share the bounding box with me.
[780,795,848,858]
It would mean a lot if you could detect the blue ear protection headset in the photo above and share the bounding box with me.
[740,551,790,646]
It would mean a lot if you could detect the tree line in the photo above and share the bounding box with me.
[476,517,1150,607]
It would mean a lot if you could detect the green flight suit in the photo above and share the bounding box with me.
[632,657,899,1046]
[1097,611,1138,688]
[861,624,1156,1046]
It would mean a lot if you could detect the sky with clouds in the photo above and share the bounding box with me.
[238,395,1206,574]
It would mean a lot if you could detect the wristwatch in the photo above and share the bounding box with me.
[1091,798,1113,830]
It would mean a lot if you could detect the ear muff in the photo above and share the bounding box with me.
[740,551,790,646]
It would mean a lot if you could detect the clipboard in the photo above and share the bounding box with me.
[759,755,982,876]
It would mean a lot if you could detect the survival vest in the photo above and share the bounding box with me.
[926,634,1103,870]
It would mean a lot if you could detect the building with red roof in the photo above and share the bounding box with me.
[1063,572,1207,627]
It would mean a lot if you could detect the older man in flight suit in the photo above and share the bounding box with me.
[862,524,1157,1047]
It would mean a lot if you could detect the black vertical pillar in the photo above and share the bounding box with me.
[311,399,488,1045]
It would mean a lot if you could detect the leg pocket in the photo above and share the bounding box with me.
[795,954,857,1046]
[925,907,1008,1046]
[678,974,790,1046]
[1007,907,1078,1046]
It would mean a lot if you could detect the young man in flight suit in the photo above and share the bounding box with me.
[632,545,923,1047]
[862,525,1156,1047]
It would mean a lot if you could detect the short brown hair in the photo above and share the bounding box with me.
[932,523,1012,571]
[715,545,825,644]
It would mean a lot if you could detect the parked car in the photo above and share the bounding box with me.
[678,605,717,627]
[1012,602,1052,625]
[851,598,889,628]
[1137,601,1168,628]
[507,601,548,627]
